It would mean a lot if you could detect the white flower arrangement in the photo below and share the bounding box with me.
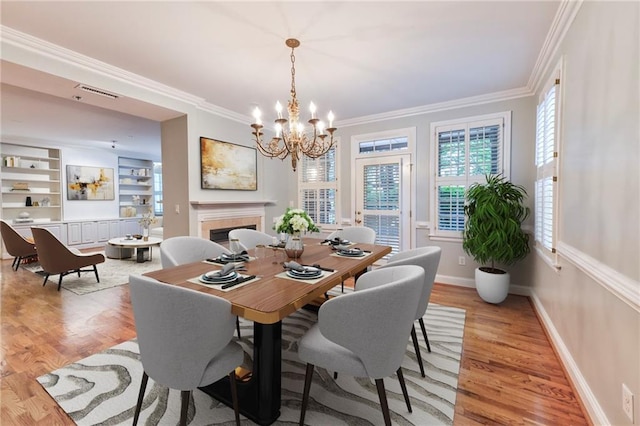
[274,208,320,235]
[138,209,157,228]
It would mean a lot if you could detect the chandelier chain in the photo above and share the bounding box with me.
[290,47,297,99]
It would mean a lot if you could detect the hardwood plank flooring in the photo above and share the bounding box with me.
[0,258,591,425]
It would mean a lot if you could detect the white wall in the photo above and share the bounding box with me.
[531,2,639,425]
[338,95,537,285]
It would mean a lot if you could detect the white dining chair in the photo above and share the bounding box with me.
[327,226,377,292]
[381,246,442,377]
[160,236,230,268]
[228,228,273,250]
[129,274,243,426]
[297,265,424,426]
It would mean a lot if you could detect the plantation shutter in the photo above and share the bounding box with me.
[299,147,337,226]
[535,78,559,255]
[362,161,401,254]
[432,113,509,237]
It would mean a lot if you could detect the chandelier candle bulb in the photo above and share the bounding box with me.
[276,101,283,119]
[309,102,317,119]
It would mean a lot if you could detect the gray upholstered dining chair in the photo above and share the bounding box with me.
[381,246,442,377]
[160,236,230,268]
[31,226,105,291]
[298,265,425,426]
[159,236,243,337]
[0,219,38,270]
[129,274,243,426]
[327,226,377,292]
[327,226,376,246]
[228,228,273,250]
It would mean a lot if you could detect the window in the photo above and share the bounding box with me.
[299,146,338,228]
[430,112,511,239]
[153,162,163,216]
[535,63,561,265]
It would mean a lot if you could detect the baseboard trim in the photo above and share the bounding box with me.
[435,274,530,296]
[529,291,609,425]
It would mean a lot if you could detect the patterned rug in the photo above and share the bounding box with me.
[37,304,465,425]
[22,252,161,295]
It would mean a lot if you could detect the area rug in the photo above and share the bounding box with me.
[37,304,465,425]
[22,253,161,295]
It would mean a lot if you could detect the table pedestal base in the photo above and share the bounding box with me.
[200,321,282,425]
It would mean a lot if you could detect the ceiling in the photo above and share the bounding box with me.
[0,1,561,156]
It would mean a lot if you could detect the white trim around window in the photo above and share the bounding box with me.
[429,111,511,240]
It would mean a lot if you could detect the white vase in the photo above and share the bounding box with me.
[475,267,510,304]
[142,226,149,241]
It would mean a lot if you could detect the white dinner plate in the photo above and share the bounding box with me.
[337,249,365,257]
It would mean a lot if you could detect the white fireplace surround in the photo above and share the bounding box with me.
[191,200,274,239]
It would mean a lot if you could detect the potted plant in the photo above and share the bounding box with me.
[462,174,530,303]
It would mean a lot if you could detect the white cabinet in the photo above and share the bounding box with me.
[120,219,142,236]
[81,222,97,244]
[118,157,153,218]
[1,143,62,225]
[67,222,82,245]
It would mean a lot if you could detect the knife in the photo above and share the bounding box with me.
[221,275,256,290]
[304,264,336,272]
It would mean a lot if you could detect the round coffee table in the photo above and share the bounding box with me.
[107,237,163,263]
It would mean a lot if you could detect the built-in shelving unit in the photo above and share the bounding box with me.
[118,157,153,218]
[1,143,62,224]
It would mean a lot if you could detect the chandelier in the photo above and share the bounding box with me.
[251,38,337,172]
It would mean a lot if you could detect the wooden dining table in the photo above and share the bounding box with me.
[144,237,391,425]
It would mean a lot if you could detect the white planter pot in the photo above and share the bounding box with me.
[475,267,510,304]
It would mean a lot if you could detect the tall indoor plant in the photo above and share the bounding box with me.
[463,174,530,303]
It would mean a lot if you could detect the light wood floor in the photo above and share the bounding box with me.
[0,258,591,425]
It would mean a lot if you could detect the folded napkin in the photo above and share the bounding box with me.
[205,263,235,278]
[283,261,305,272]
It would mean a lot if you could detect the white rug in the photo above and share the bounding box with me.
[23,252,161,295]
[37,304,466,425]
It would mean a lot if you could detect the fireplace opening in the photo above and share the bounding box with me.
[209,225,257,244]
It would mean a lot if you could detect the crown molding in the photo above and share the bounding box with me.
[338,86,532,128]
[527,0,584,94]
[0,25,249,125]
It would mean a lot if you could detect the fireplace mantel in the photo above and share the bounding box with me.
[191,200,275,238]
[190,200,275,208]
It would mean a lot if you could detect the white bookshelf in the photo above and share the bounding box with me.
[118,157,153,218]
[1,143,62,224]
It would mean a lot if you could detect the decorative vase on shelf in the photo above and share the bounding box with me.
[142,226,149,241]
[285,233,304,259]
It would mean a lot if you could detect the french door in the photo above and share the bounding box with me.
[355,154,411,257]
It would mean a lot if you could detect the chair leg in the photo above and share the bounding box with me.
[229,371,240,426]
[236,317,241,338]
[77,268,81,277]
[334,372,338,380]
[57,273,65,291]
[93,264,100,283]
[299,363,315,426]
[396,367,412,413]
[375,378,392,426]
[419,317,431,352]
[410,324,425,377]
[42,274,50,287]
[341,281,344,293]
[133,371,149,425]
[179,390,191,426]
[12,257,19,270]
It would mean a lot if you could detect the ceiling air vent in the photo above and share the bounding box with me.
[74,84,119,100]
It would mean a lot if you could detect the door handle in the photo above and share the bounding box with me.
[355,218,362,224]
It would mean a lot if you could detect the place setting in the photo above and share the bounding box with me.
[276,261,336,284]
[189,263,259,292]
[331,245,372,259]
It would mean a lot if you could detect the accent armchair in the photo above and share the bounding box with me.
[31,227,105,291]
[1,219,37,270]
